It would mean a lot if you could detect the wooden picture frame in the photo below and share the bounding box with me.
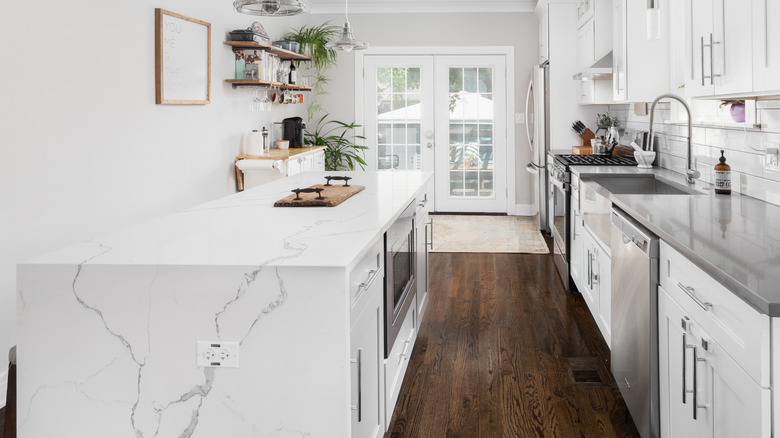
[155,9,211,105]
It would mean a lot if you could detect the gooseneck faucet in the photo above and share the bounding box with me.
[648,94,700,184]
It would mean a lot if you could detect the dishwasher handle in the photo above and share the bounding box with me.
[612,208,655,256]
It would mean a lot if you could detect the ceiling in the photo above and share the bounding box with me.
[307,0,538,14]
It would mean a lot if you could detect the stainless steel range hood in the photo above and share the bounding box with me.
[573,52,613,80]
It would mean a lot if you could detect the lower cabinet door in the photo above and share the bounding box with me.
[570,202,586,292]
[596,244,610,347]
[659,285,711,438]
[350,288,383,438]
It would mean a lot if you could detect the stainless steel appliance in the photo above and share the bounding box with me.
[525,62,550,232]
[282,116,306,148]
[550,154,637,291]
[384,200,417,358]
[611,207,660,438]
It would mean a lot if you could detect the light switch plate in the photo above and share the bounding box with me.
[515,113,525,124]
[197,341,239,368]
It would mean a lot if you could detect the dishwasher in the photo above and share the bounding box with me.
[610,207,659,438]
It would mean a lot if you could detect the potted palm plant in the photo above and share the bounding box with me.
[284,23,340,119]
[305,114,368,171]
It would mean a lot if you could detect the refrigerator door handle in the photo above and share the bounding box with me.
[525,77,534,153]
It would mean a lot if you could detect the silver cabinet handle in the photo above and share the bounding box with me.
[676,282,712,311]
[692,346,708,420]
[358,269,380,295]
[710,33,721,85]
[399,340,411,360]
[587,249,592,288]
[701,36,706,86]
[350,349,363,422]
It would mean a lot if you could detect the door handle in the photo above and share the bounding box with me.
[427,141,433,149]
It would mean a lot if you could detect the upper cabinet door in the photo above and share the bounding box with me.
[684,0,714,97]
[713,0,753,94]
[577,0,595,28]
[753,0,780,92]
[612,0,627,102]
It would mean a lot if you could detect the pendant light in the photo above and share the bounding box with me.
[234,0,308,16]
[325,0,368,52]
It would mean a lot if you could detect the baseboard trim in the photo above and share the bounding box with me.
[513,203,537,216]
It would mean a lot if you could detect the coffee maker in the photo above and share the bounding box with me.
[282,117,306,148]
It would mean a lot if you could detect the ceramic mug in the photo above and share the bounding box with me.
[276,140,289,150]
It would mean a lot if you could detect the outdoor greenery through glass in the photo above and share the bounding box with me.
[376,67,422,170]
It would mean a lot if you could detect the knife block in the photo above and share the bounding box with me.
[580,128,595,148]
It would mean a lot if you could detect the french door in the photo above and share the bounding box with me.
[362,54,508,213]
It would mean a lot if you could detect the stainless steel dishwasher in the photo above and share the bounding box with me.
[611,207,659,438]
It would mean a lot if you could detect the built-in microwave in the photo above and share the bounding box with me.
[384,200,417,358]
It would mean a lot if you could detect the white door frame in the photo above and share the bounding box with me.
[355,46,517,215]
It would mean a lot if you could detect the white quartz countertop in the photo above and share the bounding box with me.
[571,165,780,316]
[25,171,432,269]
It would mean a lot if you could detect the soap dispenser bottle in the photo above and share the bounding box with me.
[714,149,731,195]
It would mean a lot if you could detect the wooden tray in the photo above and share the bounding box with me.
[274,184,365,207]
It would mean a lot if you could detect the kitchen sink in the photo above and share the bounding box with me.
[588,175,702,196]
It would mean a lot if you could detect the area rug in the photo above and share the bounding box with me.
[430,215,549,254]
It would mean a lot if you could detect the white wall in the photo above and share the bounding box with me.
[311,12,539,209]
[0,1,309,405]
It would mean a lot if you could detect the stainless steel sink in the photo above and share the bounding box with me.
[589,175,701,196]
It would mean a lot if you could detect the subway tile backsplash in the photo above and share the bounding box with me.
[609,100,780,206]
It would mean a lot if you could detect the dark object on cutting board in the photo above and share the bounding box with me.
[274,184,365,207]
[325,176,352,187]
[291,187,325,200]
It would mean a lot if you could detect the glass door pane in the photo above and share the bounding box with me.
[376,67,422,170]
[447,67,494,198]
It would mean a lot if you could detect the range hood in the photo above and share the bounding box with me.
[573,52,613,80]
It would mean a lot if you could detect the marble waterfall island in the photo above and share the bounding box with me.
[17,171,432,438]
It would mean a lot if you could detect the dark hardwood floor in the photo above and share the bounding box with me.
[385,251,639,437]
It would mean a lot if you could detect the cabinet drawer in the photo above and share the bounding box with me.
[384,299,417,422]
[350,238,384,325]
[660,241,770,386]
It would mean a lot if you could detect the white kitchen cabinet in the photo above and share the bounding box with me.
[612,0,670,102]
[569,177,586,293]
[684,0,753,97]
[349,239,385,438]
[416,179,434,322]
[539,5,549,63]
[384,299,417,427]
[579,226,611,347]
[752,0,780,93]
[658,284,771,438]
[576,19,596,72]
[287,150,325,176]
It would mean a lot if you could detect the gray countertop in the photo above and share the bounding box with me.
[570,165,780,316]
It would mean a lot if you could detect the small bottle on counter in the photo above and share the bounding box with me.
[714,150,731,195]
[261,127,269,154]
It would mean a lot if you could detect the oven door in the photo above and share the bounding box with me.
[550,175,569,286]
[385,202,417,357]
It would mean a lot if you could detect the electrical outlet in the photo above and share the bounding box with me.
[197,341,239,368]
[764,142,780,171]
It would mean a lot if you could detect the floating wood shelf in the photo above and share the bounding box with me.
[224,41,312,61]
[225,79,314,90]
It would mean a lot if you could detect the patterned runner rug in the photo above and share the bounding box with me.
[429,215,549,254]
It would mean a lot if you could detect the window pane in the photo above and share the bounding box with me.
[464,171,479,197]
[464,123,478,144]
[392,68,406,93]
[377,94,391,116]
[407,68,420,91]
[449,123,464,146]
[405,145,417,170]
[377,68,391,92]
[479,172,494,197]
[449,68,463,93]
[407,123,421,144]
[479,124,493,144]
[478,68,492,93]
[449,142,463,168]
[393,124,407,145]
[464,68,478,93]
[449,93,463,119]
[449,171,464,197]
[377,124,392,144]
[479,145,493,170]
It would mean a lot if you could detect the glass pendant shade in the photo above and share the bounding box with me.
[646,0,661,40]
[325,21,368,52]
[234,0,308,16]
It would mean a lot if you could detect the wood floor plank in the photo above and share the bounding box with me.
[385,252,640,438]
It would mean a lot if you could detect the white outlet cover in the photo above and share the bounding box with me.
[515,113,525,124]
[197,341,239,368]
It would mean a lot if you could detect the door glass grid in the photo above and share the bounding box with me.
[448,67,494,198]
[376,67,422,170]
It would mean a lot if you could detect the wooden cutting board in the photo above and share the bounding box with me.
[274,184,365,207]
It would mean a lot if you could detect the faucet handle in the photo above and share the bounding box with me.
[686,158,701,182]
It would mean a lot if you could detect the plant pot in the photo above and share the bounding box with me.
[730,103,746,123]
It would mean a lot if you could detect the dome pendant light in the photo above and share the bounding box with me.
[325,0,368,52]
[234,0,309,16]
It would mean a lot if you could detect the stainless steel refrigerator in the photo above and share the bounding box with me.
[525,62,550,233]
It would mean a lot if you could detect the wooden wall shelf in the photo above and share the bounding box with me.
[225,79,314,90]
[224,41,311,61]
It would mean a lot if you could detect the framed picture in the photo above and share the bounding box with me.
[155,9,211,105]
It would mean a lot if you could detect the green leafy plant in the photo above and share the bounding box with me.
[596,112,620,128]
[305,115,368,171]
[449,142,482,169]
[284,23,340,119]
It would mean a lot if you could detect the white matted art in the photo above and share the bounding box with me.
[155,9,211,105]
